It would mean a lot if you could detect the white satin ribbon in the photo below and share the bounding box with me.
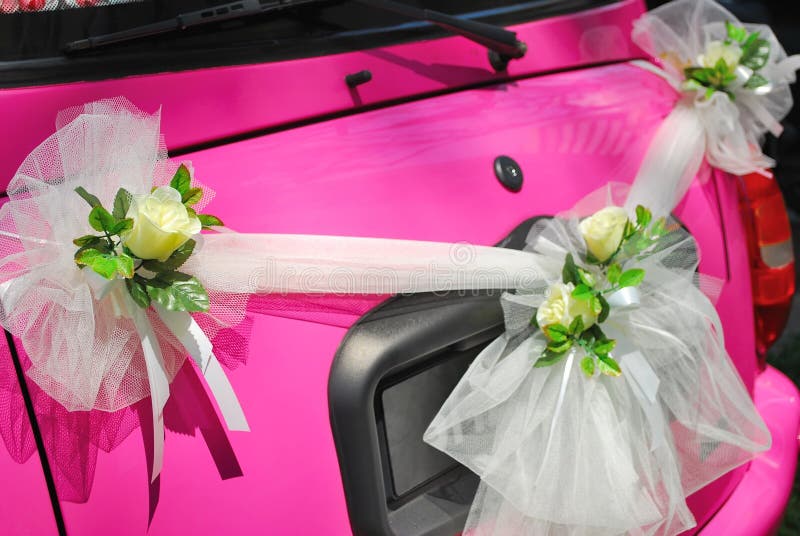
[620,350,667,452]
[607,287,667,451]
[10,272,249,482]
[129,302,169,482]
[607,287,642,308]
[153,304,249,433]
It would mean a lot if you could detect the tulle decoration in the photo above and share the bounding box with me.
[0,97,543,485]
[0,98,255,481]
[625,0,800,218]
[424,186,771,536]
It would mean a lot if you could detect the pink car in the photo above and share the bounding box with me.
[0,0,798,534]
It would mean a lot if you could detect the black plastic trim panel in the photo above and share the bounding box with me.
[328,216,545,536]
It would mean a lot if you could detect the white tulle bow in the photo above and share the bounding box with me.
[0,98,543,482]
[424,187,770,536]
[625,0,800,218]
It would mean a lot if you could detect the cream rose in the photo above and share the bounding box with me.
[698,40,743,69]
[122,186,201,261]
[536,282,597,329]
[578,206,628,263]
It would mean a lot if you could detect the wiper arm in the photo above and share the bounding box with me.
[64,0,527,68]
[356,0,526,61]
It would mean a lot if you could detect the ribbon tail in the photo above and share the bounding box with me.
[154,305,249,432]
[624,102,706,219]
[203,355,250,432]
[620,350,667,452]
[131,308,170,483]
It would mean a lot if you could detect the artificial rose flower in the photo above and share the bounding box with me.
[698,40,743,69]
[578,206,628,262]
[122,186,201,261]
[536,282,597,330]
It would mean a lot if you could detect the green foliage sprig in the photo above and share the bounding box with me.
[531,205,666,378]
[72,164,223,313]
[683,21,771,100]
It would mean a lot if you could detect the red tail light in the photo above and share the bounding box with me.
[737,172,795,365]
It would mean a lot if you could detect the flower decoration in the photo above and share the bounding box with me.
[531,205,666,377]
[72,164,223,313]
[683,22,772,100]
[425,189,769,536]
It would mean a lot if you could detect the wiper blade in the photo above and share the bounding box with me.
[64,0,527,66]
[64,0,321,53]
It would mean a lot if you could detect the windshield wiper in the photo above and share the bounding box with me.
[64,0,527,68]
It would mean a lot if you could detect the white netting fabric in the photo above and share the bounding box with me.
[631,0,798,177]
[0,98,249,413]
[424,186,770,536]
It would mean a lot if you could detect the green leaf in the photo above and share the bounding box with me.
[530,308,539,329]
[618,268,646,288]
[741,35,770,70]
[110,218,133,235]
[568,315,584,336]
[153,270,193,284]
[141,239,196,272]
[597,294,610,323]
[146,276,209,312]
[169,164,192,195]
[74,186,102,208]
[580,357,595,378]
[75,248,119,279]
[135,273,168,289]
[590,295,603,315]
[561,253,581,285]
[73,235,104,248]
[598,355,622,377]
[198,214,224,228]
[88,206,116,233]
[181,187,203,206]
[650,218,667,238]
[684,66,712,85]
[125,278,151,308]
[543,323,569,343]
[578,327,595,342]
[534,349,568,368]
[607,263,622,285]
[587,324,607,343]
[635,205,652,229]
[593,338,616,356]
[726,21,748,43]
[744,72,770,90]
[585,251,601,265]
[112,188,132,220]
[547,339,573,354]
[577,269,595,287]
[571,284,593,301]
[115,254,135,279]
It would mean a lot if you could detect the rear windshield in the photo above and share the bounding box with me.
[0,0,611,87]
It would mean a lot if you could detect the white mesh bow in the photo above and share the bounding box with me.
[424,186,770,536]
[625,0,800,217]
[0,97,542,482]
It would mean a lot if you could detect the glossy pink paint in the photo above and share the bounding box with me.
[0,2,796,535]
[0,0,647,191]
[4,62,778,535]
[0,319,59,535]
[701,366,800,535]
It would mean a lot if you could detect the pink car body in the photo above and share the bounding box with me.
[0,0,798,534]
